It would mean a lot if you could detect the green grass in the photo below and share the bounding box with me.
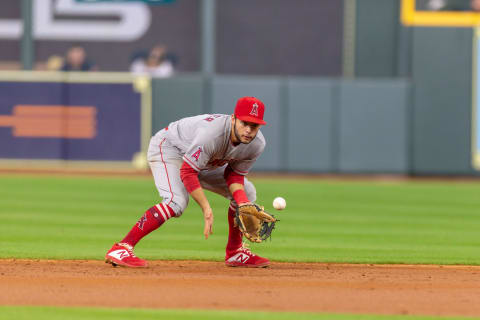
[0,306,476,320]
[1,174,480,265]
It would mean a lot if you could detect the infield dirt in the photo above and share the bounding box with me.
[2,259,480,317]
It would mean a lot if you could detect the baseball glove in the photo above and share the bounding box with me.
[235,204,277,243]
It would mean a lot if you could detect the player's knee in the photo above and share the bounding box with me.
[158,188,189,217]
[166,196,189,217]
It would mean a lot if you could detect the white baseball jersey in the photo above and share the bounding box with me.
[147,114,264,215]
[152,114,265,175]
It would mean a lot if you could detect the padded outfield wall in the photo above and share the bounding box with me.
[0,70,475,175]
[353,0,480,176]
[151,76,411,173]
[2,1,478,175]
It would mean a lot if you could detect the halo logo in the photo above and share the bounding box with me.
[250,103,259,117]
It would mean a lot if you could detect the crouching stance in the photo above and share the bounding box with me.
[106,97,270,268]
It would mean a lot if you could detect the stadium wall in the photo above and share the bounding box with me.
[411,27,477,175]
[150,76,411,174]
[1,70,476,175]
[355,0,401,78]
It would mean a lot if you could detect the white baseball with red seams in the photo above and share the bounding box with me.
[273,197,286,210]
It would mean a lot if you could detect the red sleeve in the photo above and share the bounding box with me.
[180,161,201,193]
[232,189,249,204]
[224,165,249,204]
[224,165,245,186]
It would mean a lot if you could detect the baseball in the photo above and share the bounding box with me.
[273,197,286,210]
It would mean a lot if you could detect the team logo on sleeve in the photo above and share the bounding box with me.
[191,147,202,162]
[250,103,259,116]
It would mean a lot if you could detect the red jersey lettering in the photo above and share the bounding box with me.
[191,147,202,161]
[208,159,229,167]
[204,114,222,122]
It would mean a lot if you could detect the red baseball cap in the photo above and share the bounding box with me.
[234,96,267,125]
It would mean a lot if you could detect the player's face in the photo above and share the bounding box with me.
[231,116,261,144]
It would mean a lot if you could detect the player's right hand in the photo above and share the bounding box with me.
[203,207,214,239]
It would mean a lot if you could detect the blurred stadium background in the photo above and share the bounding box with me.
[4,2,480,319]
[1,0,479,176]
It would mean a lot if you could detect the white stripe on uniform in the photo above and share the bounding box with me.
[159,203,172,219]
[155,204,168,221]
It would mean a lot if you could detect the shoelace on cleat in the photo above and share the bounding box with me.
[239,243,255,256]
[118,243,138,258]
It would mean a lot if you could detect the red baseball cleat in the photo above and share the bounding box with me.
[225,244,270,268]
[105,243,148,268]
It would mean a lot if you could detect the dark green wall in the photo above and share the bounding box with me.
[286,79,336,172]
[355,1,478,175]
[151,76,411,173]
[147,4,480,176]
[355,0,400,77]
[411,27,477,175]
[151,75,206,134]
[338,79,410,173]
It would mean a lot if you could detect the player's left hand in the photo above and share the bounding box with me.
[236,203,277,243]
[203,207,214,239]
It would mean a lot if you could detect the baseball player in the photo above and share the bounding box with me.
[105,96,269,268]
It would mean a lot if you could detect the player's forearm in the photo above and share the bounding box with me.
[189,184,214,240]
[189,187,212,213]
[228,183,244,194]
[224,166,249,205]
[228,183,250,205]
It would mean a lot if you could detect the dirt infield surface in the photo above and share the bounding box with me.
[2,260,480,317]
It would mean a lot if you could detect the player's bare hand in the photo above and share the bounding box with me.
[203,208,214,239]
